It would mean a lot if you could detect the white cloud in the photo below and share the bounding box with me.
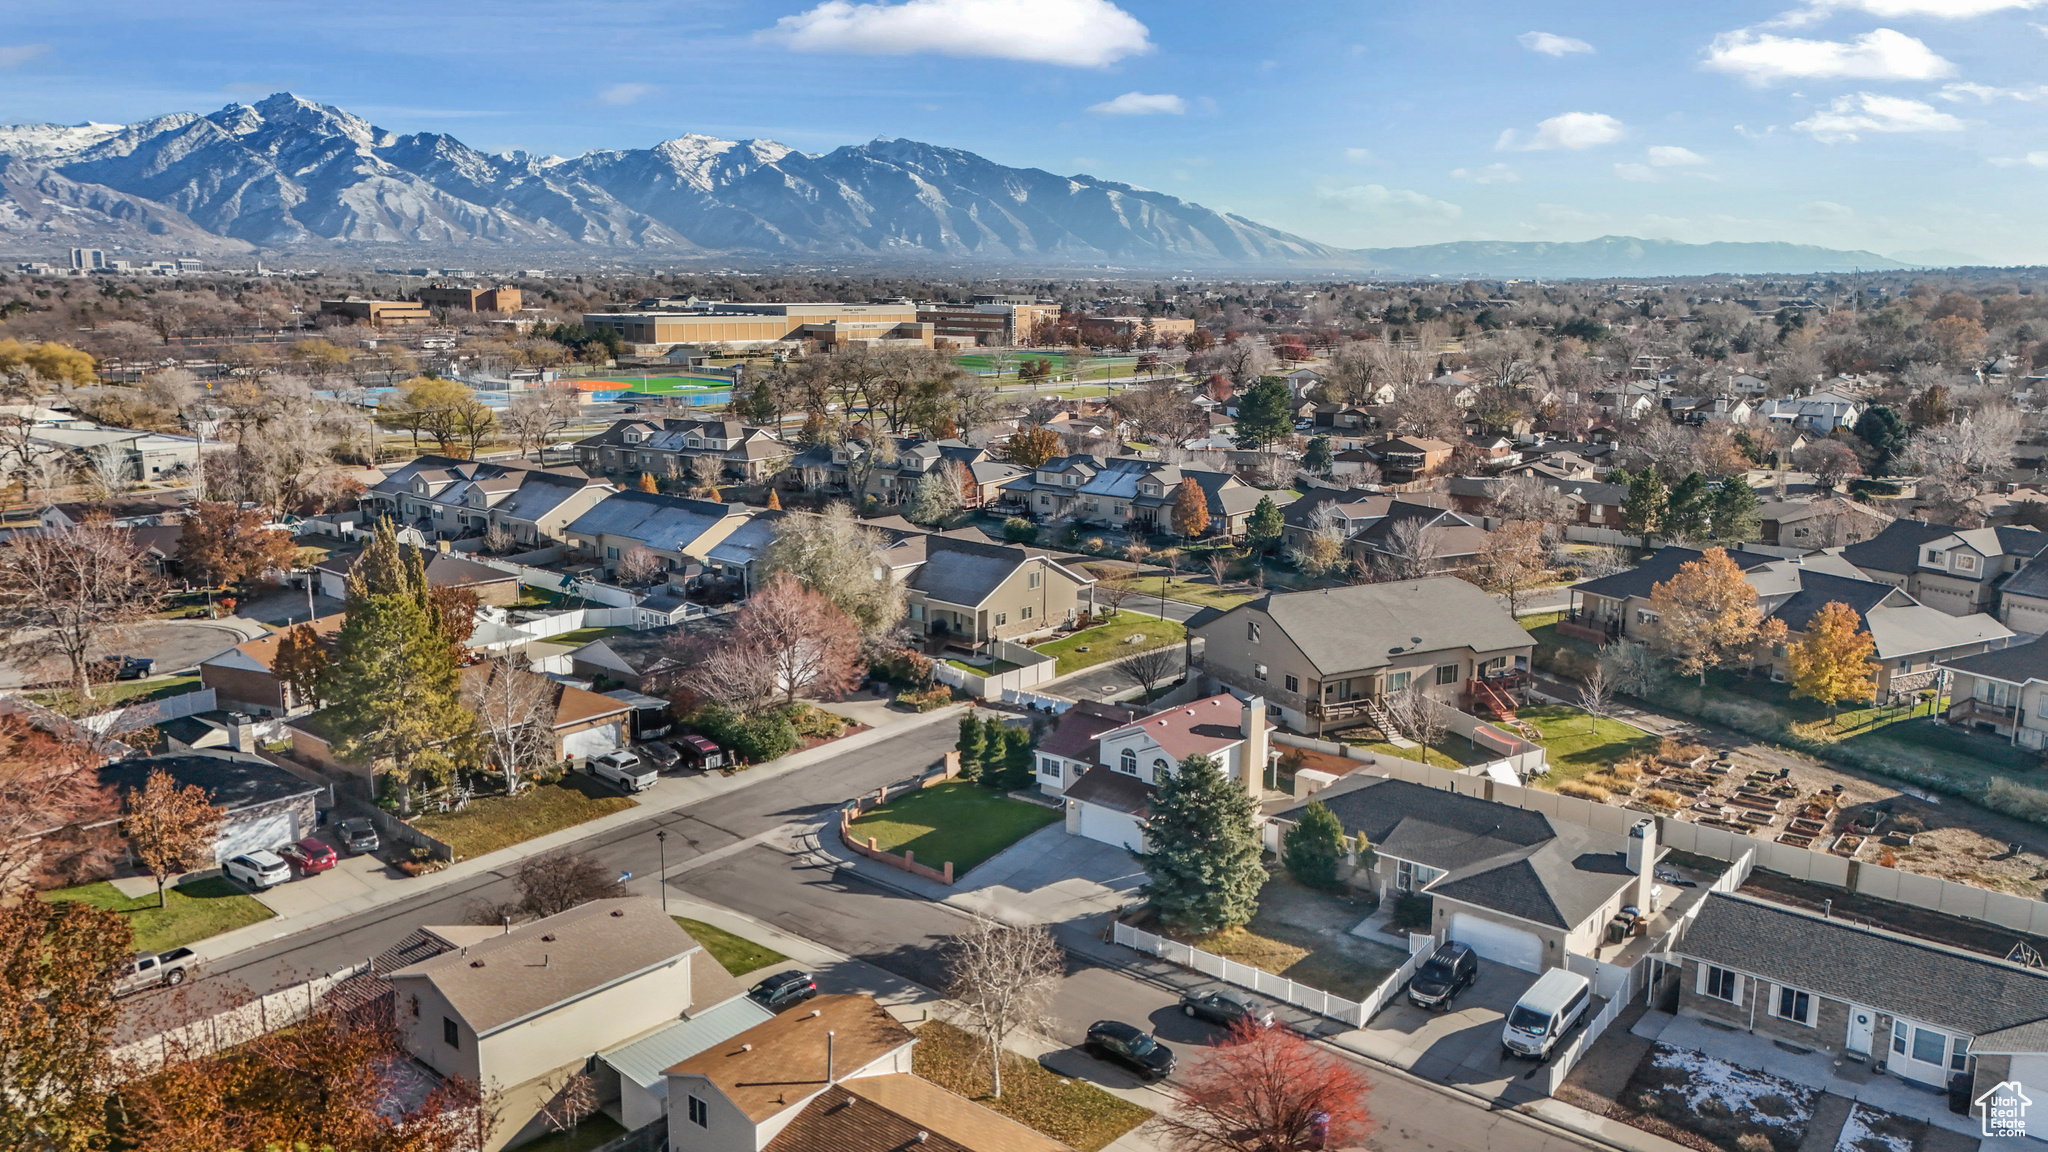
[1794,91,1966,140]
[1497,112,1626,150]
[1614,163,1660,182]
[1344,147,1374,162]
[761,0,1153,67]
[598,83,659,106]
[1450,163,1520,183]
[1703,28,1952,84]
[1781,0,2043,24]
[1518,31,1595,56]
[1938,80,2048,101]
[1990,151,2048,166]
[1647,145,1709,166]
[0,44,48,69]
[1317,183,1463,222]
[1087,91,1185,116]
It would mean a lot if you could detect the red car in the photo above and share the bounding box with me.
[280,837,337,875]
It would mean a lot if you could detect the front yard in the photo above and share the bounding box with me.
[673,917,786,977]
[1033,617,1185,677]
[409,775,637,860]
[847,780,1061,874]
[1615,1043,1819,1152]
[911,1019,1152,1152]
[42,876,274,953]
[1519,703,1663,786]
[1156,870,1405,1000]
[1096,572,1253,612]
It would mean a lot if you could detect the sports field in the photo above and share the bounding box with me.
[571,375,729,393]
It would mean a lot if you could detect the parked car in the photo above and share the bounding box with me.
[1408,942,1480,1011]
[675,734,726,771]
[587,750,657,793]
[279,837,337,875]
[1084,1020,1175,1080]
[1502,968,1591,1061]
[1178,990,1274,1029]
[224,850,291,890]
[336,817,380,855]
[748,970,818,1012]
[639,741,681,770]
[114,655,155,681]
[115,947,198,996]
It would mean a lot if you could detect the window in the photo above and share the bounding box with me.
[1254,663,1268,681]
[1114,504,1125,516]
[607,547,620,560]
[1436,664,1459,686]
[1119,748,1138,774]
[1959,555,1977,571]
[909,604,924,621]
[994,612,1007,626]
[1039,495,1050,506]
[1387,671,1411,692]
[1927,550,1943,564]
[1952,1038,1970,1071]
[1285,674,1300,692]
[1153,757,1171,775]
[1029,570,1042,589]
[686,1095,708,1128]
[443,1017,460,1048]
[1637,609,1660,624]
[1704,966,1740,1003]
[1020,606,1034,620]
[1912,1025,1945,1066]
[1774,986,1812,1026]
[1039,756,1060,778]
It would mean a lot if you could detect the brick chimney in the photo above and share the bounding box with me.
[1626,817,1657,912]
[1240,696,1268,797]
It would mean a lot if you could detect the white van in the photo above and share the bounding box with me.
[588,749,657,793]
[1501,968,1591,1061]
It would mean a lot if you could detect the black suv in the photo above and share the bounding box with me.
[1407,942,1480,1010]
[1178,990,1274,1029]
[1085,1020,1175,1080]
[748,970,818,1012]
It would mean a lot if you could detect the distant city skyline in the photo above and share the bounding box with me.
[3,0,2045,262]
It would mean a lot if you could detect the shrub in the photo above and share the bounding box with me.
[1557,780,1612,802]
[1390,893,1432,930]
[1643,789,1683,809]
[784,703,846,740]
[1889,812,1926,834]
[1281,800,1348,890]
[1608,759,1643,782]
[1002,517,1038,543]
[693,706,798,765]
[1735,1133,1774,1152]
[900,684,956,712]
[1082,536,1106,554]
[869,646,934,690]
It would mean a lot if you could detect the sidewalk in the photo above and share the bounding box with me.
[187,701,970,964]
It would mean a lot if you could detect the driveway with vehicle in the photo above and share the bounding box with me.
[1349,961,1607,1106]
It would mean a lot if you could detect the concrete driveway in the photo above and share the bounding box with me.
[1358,961,1565,1103]
[939,822,1147,928]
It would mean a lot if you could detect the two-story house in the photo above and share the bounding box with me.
[785,437,1018,508]
[1061,692,1269,850]
[367,456,616,547]
[1031,701,1140,797]
[1756,390,1863,434]
[1000,455,1271,537]
[904,536,1095,655]
[1758,497,1894,549]
[1940,638,2048,748]
[1190,578,1534,735]
[1363,436,1454,484]
[575,418,794,483]
[1840,519,2048,618]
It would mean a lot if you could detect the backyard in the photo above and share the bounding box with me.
[1343,735,1494,773]
[28,674,203,717]
[911,1019,1152,1152]
[1518,703,1663,786]
[673,917,786,977]
[1032,617,1185,677]
[1095,571,1253,613]
[410,774,638,860]
[846,780,1062,875]
[42,876,275,953]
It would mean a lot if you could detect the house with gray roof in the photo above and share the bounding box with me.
[367,455,614,547]
[1271,775,1663,972]
[1939,638,2048,748]
[573,417,793,482]
[1189,576,1534,734]
[563,491,753,582]
[1840,519,2048,618]
[97,749,320,863]
[1672,892,2048,1094]
[1996,560,2048,636]
[904,536,1095,656]
[998,453,1275,538]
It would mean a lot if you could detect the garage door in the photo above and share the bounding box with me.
[1077,803,1147,852]
[1449,912,1543,973]
[215,806,297,863]
[562,723,621,761]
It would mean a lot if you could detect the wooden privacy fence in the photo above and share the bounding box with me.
[837,751,962,885]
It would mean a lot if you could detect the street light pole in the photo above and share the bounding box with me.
[655,829,668,911]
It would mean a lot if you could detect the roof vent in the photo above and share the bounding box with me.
[740,1044,753,1053]
[470,960,485,968]
[810,1009,823,1018]
[541,934,556,942]
[611,909,625,917]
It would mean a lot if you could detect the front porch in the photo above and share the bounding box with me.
[1947,697,2018,737]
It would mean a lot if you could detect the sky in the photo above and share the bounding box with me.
[3,0,2046,263]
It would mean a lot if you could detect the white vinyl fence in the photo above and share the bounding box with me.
[78,688,219,736]
[1113,921,1426,1028]
[111,961,371,1079]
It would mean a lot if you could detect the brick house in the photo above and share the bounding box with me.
[201,613,346,716]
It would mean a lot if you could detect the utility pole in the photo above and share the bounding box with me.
[655,829,668,911]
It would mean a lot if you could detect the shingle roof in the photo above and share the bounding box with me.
[1765,570,1900,634]
[1840,519,1959,578]
[1200,577,1532,678]
[665,994,914,1123]
[1101,693,1247,762]
[1062,767,1155,816]
[1940,637,2048,685]
[96,749,320,813]
[564,491,746,553]
[1864,605,2013,660]
[1037,701,1139,761]
[1573,545,1777,603]
[1677,893,2048,1039]
[910,537,1091,606]
[1998,561,2048,601]
[386,898,698,1037]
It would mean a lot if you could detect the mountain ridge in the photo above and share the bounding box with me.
[0,94,1922,276]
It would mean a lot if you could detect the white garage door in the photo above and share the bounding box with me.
[215,806,297,863]
[1449,912,1543,973]
[562,723,621,761]
[1077,803,1147,852]
[2009,1055,2048,1096]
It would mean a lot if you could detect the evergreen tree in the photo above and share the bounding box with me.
[956,714,987,780]
[1854,406,1909,476]
[319,519,478,814]
[1622,469,1668,540]
[1232,376,1295,449]
[1303,435,1334,478]
[1664,472,1711,541]
[1135,753,1265,933]
[1711,474,1762,542]
[1245,495,1285,555]
[996,725,1036,791]
[1280,800,1347,890]
[736,375,778,426]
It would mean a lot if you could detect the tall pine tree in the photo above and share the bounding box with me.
[319,519,479,814]
[1711,474,1761,542]
[956,714,987,781]
[1135,753,1265,933]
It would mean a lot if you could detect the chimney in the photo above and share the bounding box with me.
[226,712,254,752]
[1240,696,1268,797]
[1626,817,1657,912]
[826,1030,835,1084]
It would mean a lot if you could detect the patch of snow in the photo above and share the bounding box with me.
[0,121,128,158]
[1648,1044,1818,1136]
[1834,1104,1914,1152]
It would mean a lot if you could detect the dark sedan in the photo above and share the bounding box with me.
[1085,1020,1175,1080]
[1178,990,1275,1029]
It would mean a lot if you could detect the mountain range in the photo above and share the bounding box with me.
[0,93,1918,277]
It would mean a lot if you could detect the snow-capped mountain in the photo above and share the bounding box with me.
[0,93,1351,267]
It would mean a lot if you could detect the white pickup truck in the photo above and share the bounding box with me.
[116,946,199,996]
[587,749,658,793]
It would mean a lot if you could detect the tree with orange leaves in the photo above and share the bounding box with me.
[1002,424,1063,468]
[1789,600,1878,717]
[0,713,118,894]
[1647,546,1770,684]
[1158,1018,1374,1152]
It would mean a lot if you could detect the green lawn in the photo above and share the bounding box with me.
[1518,703,1663,786]
[674,917,786,977]
[411,775,637,860]
[1101,574,1253,612]
[28,674,204,717]
[947,657,1024,676]
[42,876,274,953]
[847,780,1062,874]
[1033,617,1186,677]
[1347,738,1495,772]
[545,625,630,646]
[511,1113,625,1152]
[913,1020,1151,1152]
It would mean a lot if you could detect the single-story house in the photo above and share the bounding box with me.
[97,749,322,864]
[314,548,520,606]
[200,613,346,716]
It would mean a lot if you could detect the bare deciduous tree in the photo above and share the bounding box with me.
[1388,683,1448,750]
[614,546,666,586]
[1371,518,1444,582]
[1117,645,1183,699]
[0,521,164,697]
[512,851,627,919]
[945,919,1063,1099]
[537,1071,598,1139]
[463,659,559,796]
[1578,662,1613,734]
